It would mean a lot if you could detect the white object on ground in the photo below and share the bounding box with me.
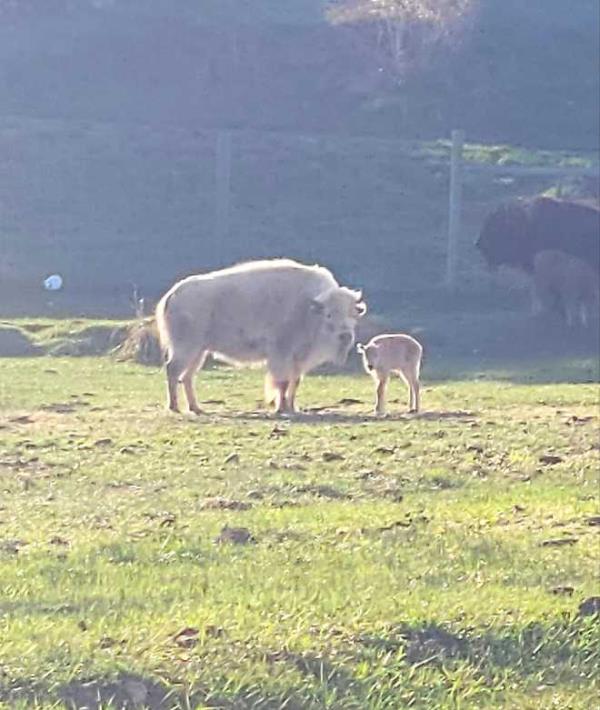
[43,274,63,291]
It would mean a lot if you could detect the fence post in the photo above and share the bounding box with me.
[446,129,465,290]
[214,130,232,249]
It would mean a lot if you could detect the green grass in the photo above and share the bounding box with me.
[0,356,598,709]
[419,140,599,168]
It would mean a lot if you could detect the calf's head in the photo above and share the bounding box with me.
[310,287,366,364]
[356,342,380,373]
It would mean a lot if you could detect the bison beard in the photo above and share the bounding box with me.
[155,259,366,415]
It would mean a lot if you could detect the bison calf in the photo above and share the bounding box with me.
[357,334,423,415]
[532,250,599,328]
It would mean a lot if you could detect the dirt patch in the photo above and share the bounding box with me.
[214,525,256,545]
[56,674,169,709]
[292,484,349,499]
[199,497,251,511]
[19,322,52,334]
[579,597,600,617]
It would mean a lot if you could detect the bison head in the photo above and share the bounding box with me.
[310,286,367,365]
[476,201,537,273]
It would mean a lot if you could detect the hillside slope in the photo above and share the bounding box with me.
[0,0,597,147]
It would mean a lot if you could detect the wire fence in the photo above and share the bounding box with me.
[0,116,598,313]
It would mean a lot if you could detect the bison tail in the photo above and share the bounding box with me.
[155,292,173,363]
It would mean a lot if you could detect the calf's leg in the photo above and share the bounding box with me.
[408,374,420,413]
[397,366,420,413]
[374,374,388,415]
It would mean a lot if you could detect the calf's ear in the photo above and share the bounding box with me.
[356,343,365,354]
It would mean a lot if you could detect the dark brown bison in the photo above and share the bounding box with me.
[476,196,600,273]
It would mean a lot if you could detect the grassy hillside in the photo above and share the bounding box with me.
[0,1,597,147]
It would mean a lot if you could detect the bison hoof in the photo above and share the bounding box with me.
[168,405,180,414]
[189,407,203,416]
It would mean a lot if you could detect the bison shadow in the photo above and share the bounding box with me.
[194,408,477,425]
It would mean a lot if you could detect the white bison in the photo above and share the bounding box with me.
[156,259,366,414]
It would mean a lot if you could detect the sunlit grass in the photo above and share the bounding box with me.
[0,357,598,708]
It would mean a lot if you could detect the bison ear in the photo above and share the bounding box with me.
[350,289,367,316]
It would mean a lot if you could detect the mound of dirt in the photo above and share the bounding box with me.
[113,318,162,365]
[46,325,128,357]
[0,325,40,356]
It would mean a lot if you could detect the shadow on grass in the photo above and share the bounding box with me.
[3,619,597,709]
[354,618,598,673]
[2,672,311,710]
[425,357,600,385]
[210,409,478,425]
[413,312,600,385]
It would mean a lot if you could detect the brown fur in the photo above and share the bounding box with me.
[357,334,423,415]
[477,196,599,273]
[532,250,599,327]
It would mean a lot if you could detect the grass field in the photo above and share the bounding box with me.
[0,353,598,709]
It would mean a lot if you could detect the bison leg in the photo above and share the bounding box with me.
[374,376,388,416]
[181,350,208,414]
[274,381,290,415]
[286,377,302,413]
[166,357,187,412]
